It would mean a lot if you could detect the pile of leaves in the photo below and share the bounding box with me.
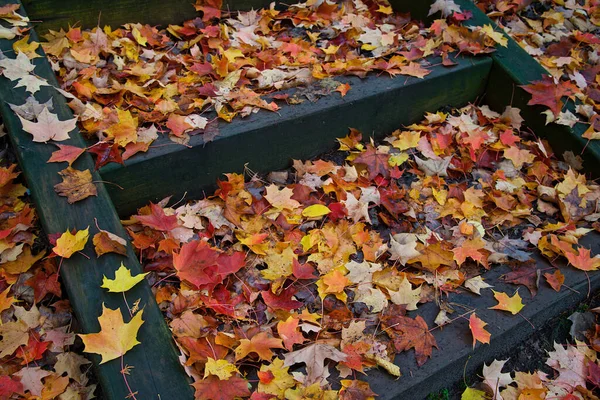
[0,150,96,398]
[123,102,600,399]
[476,0,600,138]
[31,0,503,161]
[464,310,600,400]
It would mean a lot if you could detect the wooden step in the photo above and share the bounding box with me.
[101,56,493,216]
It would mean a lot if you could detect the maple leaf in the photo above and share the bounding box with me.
[0,320,28,358]
[389,233,421,266]
[234,331,284,361]
[134,202,178,231]
[503,261,538,296]
[489,290,524,315]
[54,167,98,203]
[262,286,303,311]
[18,106,77,143]
[385,315,437,366]
[203,357,238,380]
[24,265,62,302]
[78,304,144,364]
[464,276,493,295]
[48,144,85,166]
[414,155,452,176]
[0,376,23,399]
[353,145,390,180]
[9,96,53,121]
[54,352,91,384]
[93,228,128,257]
[340,380,377,400]
[388,276,422,311]
[520,76,578,116]
[257,358,295,397]
[277,316,307,350]
[13,367,51,397]
[105,109,138,146]
[469,313,491,349]
[544,270,565,292]
[283,343,347,385]
[565,246,600,271]
[504,146,535,169]
[0,52,49,94]
[192,375,250,400]
[461,387,487,400]
[302,204,331,218]
[482,359,512,396]
[546,342,588,391]
[264,185,301,210]
[0,285,16,313]
[53,227,89,258]
[400,62,431,79]
[428,0,461,17]
[101,263,149,293]
[88,142,124,170]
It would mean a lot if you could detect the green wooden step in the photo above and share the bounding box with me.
[100,55,493,216]
[0,1,194,399]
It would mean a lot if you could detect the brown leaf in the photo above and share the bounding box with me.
[93,229,127,257]
[384,314,437,366]
[54,167,97,203]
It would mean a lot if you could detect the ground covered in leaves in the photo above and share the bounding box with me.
[0,140,97,398]
[123,100,600,399]
[476,0,600,138]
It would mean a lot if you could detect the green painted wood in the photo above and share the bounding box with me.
[23,0,273,33]
[100,55,493,217]
[452,0,600,177]
[0,2,194,399]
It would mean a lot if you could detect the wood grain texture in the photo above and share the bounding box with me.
[23,0,274,33]
[453,0,600,176]
[0,2,194,399]
[100,55,493,216]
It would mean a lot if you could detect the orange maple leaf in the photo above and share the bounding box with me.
[234,331,284,361]
[565,247,600,271]
[469,313,491,348]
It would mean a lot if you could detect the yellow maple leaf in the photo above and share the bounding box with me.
[79,304,144,364]
[105,109,138,147]
[392,131,421,151]
[481,24,508,47]
[257,358,295,397]
[204,357,238,380]
[489,290,524,315]
[53,227,89,258]
[101,263,149,293]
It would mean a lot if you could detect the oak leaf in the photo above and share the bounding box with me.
[19,106,77,143]
[54,167,98,203]
[79,304,144,364]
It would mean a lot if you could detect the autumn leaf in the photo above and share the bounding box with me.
[0,320,28,358]
[54,167,98,203]
[0,52,49,94]
[353,145,390,180]
[565,246,600,271]
[264,185,301,210]
[88,142,124,170]
[101,263,149,293]
[234,331,284,361]
[489,290,524,315]
[283,343,347,385]
[520,76,578,116]
[93,228,128,257]
[0,285,16,313]
[192,375,250,400]
[469,313,491,348]
[302,204,331,218]
[53,227,89,258]
[203,357,238,380]
[133,202,178,231]
[18,106,77,143]
[544,270,565,292]
[385,314,437,366]
[277,316,306,351]
[399,62,431,79]
[78,304,144,364]
[48,144,86,166]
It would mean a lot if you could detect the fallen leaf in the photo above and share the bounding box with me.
[18,106,77,143]
[78,304,144,364]
[283,343,347,385]
[469,313,491,348]
[101,263,149,293]
[53,227,89,258]
[489,290,524,315]
[54,167,98,203]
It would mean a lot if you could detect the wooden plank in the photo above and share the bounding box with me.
[99,55,493,217]
[0,2,194,399]
[451,0,600,176]
[23,0,274,33]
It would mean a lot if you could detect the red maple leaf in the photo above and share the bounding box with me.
[173,240,222,288]
[134,202,179,231]
[502,261,538,296]
[262,286,303,311]
[193,375,250,400]
[87,142,124,170]
[384,314,438,366]
[353,145,390,180]
[0,376,23,399]
[25,262,62,302]
[520,76,578,115]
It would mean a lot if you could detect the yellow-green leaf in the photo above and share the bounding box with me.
[101,263,149,293]
[302,204,331,218]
